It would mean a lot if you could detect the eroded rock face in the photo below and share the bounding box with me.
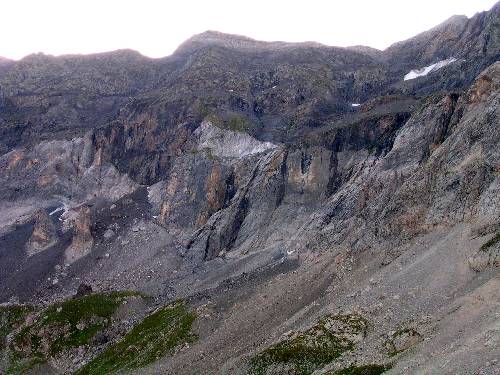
[283,62,500,263]
[0,136,137,204]
[26,210,58,256]
[0,133,138,264]
[184,100,417,260]
[195,121,276,159]
[64,205,93,264]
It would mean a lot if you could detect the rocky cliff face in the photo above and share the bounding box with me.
[0,4,499,375]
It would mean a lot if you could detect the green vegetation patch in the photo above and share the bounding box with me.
[225,115,253,132]
[75,300,196,375]
[249,314,368,375]
[206,113,254,133]
[205,113,225,127]
[326,363,392,375]
[480,233,500,251]
[7,291,143,374]
[4,356,46,375]
[0,305,34,349]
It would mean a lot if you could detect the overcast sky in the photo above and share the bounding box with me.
[1,0,497,60]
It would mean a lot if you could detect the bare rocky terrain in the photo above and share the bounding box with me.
[0,3,499,375]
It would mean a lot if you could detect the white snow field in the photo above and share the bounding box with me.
[404,57,457,81]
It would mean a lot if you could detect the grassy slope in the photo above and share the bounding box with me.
[75,300,196,375]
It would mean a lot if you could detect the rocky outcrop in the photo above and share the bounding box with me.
[195,121,276,159]
[0,136,137,204]
[185,98,416,260]
[64,205,93,263]
[26,209,58,256]
[384,5,499,77]
[468,233,500,271]
[386,328,423,355]
[289,62,499,262]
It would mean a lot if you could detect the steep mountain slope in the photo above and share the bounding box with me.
[0,3,499,375]
[1,3,498,153]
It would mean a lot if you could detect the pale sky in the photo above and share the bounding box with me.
[1,0,497,60]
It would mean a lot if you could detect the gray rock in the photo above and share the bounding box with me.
[103,229,115,239]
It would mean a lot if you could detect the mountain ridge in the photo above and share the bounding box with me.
[2,1,499,62]
[1,3,497,154]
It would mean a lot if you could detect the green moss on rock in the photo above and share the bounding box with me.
[0,305,34,349]
[207,113,254,133]
[249,314,368,375]
[226,115,253,132]
[6,291,144,374]
[206,113,224,127]
[4,356,46,375]
[75,300,196,375]
[480,233,500,251]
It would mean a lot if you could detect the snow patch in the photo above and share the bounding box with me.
[49,201,70,220]
[351,103,361,107]
[49,206,65,216]
[404,58,457,81]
